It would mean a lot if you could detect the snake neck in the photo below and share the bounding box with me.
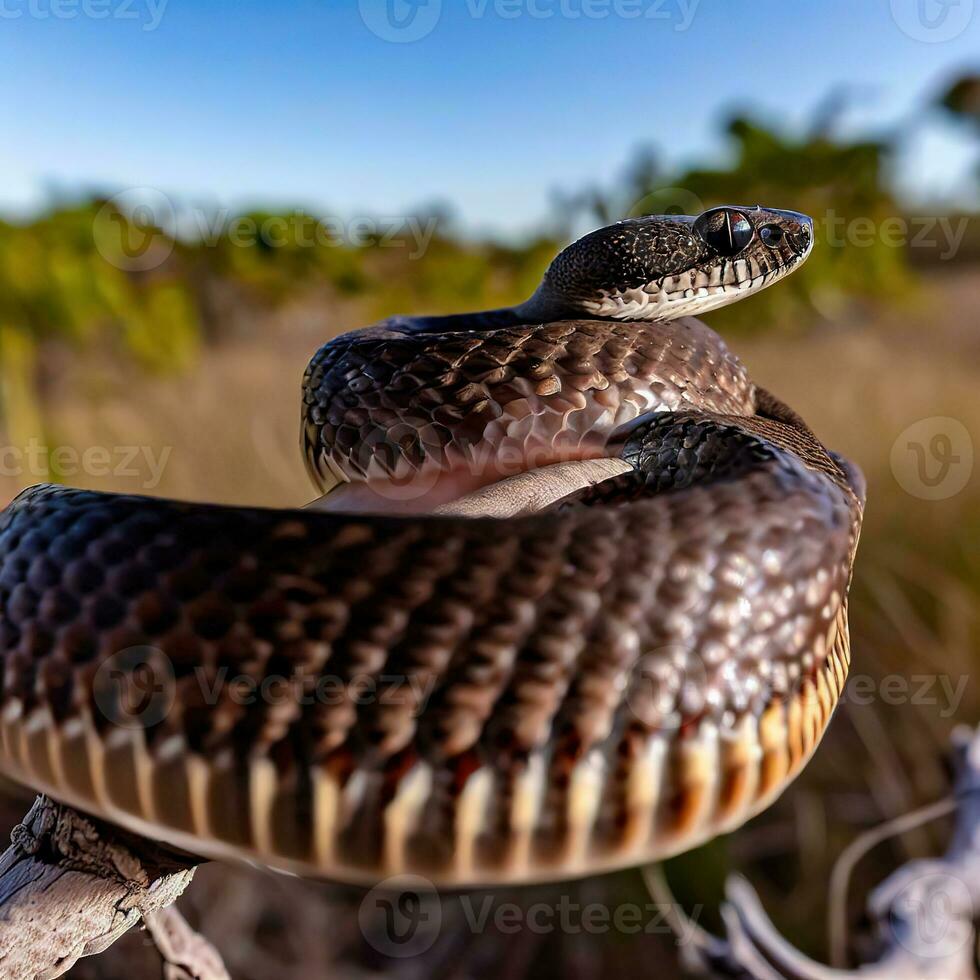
[382,307,531,334]
[380,295,582,334]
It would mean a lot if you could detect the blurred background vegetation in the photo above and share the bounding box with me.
[0,71,978,979]
[2,75,978,475]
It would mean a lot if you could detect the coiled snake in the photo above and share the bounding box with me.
[0,206,864,885]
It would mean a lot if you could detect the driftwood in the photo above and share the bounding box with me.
[0,795,228,979]
[648,724,980,979]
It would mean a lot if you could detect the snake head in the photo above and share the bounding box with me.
[523,205,813,322]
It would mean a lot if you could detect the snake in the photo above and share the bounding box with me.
[0,205,864,886]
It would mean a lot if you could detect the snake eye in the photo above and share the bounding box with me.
[694,208,754,256]
[760,224,784,247]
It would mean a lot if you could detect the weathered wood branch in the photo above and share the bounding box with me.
[0,795,227,979]
[649,724,980,979]
[143,906,231,980]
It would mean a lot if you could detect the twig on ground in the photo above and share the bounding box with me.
[649,725,980,979]
[826,795,957,967]
[0,795,226,979]
[143,906,231,980]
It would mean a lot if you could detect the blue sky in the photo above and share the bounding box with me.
[1,0,977,235]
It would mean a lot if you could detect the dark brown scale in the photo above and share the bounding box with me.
[419,541,560,758]
[552,525,658,752]
[591,730,643,855]
[532,745,579,866]
[341,747,419,871]
[357,535,511,756]
[474,761,524,870]
[407,759,467,875]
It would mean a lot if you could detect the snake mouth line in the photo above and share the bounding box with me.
[430,455,635,518]
[586,253,809,322]
[310,443,635,519]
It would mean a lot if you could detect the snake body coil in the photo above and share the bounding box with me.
[0,207,864,884]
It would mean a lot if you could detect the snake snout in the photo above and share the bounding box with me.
[767,207,813,260]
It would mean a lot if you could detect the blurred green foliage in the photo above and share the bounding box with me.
[0,203,199,366]
[939,72,980,131]
[0,203,202,447]
[0,76,977,441]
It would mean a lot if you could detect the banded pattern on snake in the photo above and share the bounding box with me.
[0,206,864,885]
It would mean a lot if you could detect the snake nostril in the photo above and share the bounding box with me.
[759,224,785,248]
[794,221,813,255]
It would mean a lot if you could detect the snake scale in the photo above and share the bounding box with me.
[0,206,864,885]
